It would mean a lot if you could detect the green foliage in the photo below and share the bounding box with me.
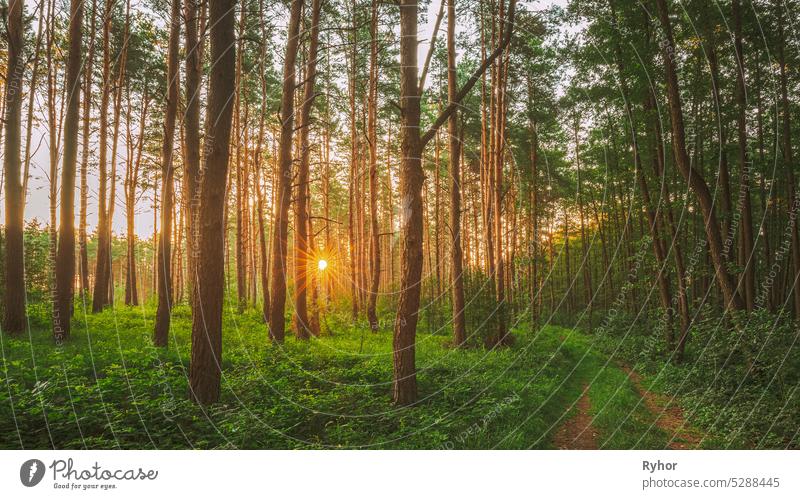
[1,305,681,449]
[590,308,800,448]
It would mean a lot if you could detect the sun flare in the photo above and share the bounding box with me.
[317,259,328,271]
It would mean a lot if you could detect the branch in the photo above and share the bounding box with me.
[420,0,517,148]
[418,0,446,92]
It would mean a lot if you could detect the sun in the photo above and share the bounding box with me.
[317,259,328,271]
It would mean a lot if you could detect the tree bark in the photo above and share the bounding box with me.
[447,0,466,347]
[2,0,26,335]
[184,0,203,307]
[366,0,381,332]
[154,0,182,346]
[91,0,115,313]
[393,0,424,405]
[189,0,236,405]
[268,0,303,343]
[655,0,745,313]
[79,0,96,299]
[731,0,755,312]
[295,0,322,339]
[125,80,148,306]
[55,0,84,337]
[775,2,800,319]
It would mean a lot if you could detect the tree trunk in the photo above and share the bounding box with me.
[447,0,466,347]
[233,5,247,313]
[366,0,381,332]
[153,0,182,346]
[184,0,202,306]
[655,0,745,313]
[731,0,755,311]
[2,0,26,335]
[775,3,800,319]
[55,0,84,338]
[189,0,236,405]
[392,0,424,405]
[294,0,322,338]
[79,0,96,299]
[268,0,303,343]
[91,0,115,313]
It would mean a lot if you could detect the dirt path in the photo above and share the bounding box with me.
[553,384,599,449]
[622,367,702,449]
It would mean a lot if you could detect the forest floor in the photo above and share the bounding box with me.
[1,304,711,449]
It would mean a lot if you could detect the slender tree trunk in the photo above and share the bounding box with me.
[189,0,236,405]
[609,0,673,343]
[655,0,745,313]
[125,80,147,306]
[775,3,800,319]
[2,0,26,335]
[268,0,303,343]
[294,0,322,339]
[55,0,83,338]
[184,0,202,306]
[255,0,270,321]
[574,117,593,334]
[731,0,755,311]
[365,0,381,331]
[447,0,466,347]
[153,0,182,346]
[347,12,358,319]
[233,5,247,313]
[91,0,115,312]
[79,0,96,298]
[393,0,424,405]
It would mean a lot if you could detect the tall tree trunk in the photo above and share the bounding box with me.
[184,0,202,306]
[125,83,146,306]
[609,0,673,344]
[268,0,303,343]
[393,0,424,405]
[655,0,745,313]
[255,0,270,321]
[294,0,322,339]
[91,0,115,312]
[2,0,26,335]
[732,0,755,311]
[391,0,515,403]
[233,5,247,313]
[189,0,236,405]
[447,0,466,347]
[366,0,381,331]
[706,40,734,252]
[46,0,61,321]
[79,0,96,298]
[55,0,83,338]
[574,117,593,334]
[529,112,539,325]
[775,2,800,319]
[153,0,182,346]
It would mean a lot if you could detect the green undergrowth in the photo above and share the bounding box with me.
[582,307,798,449]
[2,305,680,449]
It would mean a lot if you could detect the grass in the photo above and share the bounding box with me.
[1,303,683,449]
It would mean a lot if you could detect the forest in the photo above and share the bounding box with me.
[0,0,798,449]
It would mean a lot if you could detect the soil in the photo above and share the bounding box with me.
[553,384,599,449]
[622,366,702,449]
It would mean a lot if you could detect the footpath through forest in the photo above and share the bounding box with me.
[550,327,704,449]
